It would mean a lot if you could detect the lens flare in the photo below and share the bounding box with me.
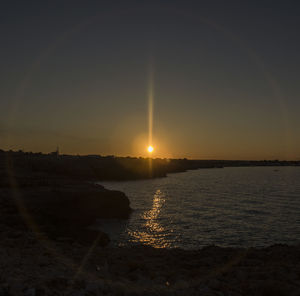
[148,57,154,154]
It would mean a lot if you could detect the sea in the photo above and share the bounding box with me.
[98,166,300,249]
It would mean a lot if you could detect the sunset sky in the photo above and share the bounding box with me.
[1,1,299,159]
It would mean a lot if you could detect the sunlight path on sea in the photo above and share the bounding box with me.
[128,189,170,248]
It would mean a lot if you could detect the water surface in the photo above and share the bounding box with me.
[99,166,300,249]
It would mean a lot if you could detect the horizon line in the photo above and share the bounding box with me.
[1,148,300,163]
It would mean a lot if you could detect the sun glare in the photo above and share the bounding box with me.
[147,146,154,153]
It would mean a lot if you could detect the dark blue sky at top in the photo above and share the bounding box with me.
[0,0,299,159]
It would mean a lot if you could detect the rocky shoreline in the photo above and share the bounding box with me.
[0,175,131,246]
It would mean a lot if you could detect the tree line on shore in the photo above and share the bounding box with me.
[0,149,299,181]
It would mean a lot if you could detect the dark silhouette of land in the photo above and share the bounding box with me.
[1,149,299,183]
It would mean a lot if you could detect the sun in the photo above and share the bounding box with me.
[147,145,154,153]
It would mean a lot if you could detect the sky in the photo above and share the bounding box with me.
[0,0,299,160]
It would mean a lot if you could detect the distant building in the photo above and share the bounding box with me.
[50,146,59,158]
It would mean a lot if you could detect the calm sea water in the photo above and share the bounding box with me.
[98,167,300,249]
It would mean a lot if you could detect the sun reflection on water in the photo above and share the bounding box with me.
[128,189,170,248]
[144,189,165,232]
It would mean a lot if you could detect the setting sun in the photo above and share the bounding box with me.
[147,146,154,153]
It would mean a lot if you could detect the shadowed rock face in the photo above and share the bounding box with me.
[0,179,132,245]
[27,184,131,242]
[0,152,134,246]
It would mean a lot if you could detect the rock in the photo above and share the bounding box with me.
[143,292,160,296]
[173,280,189,290]
[0,285,10,296]
[207,279,220,290]
[7,283,24,296]
[45,277,70,290]
[236,269,246,281]
[111,282,127,295]
[35,288,45,296]
[85,282,101,293]
[18,183,131,244]
[73,229,110,245]
[24,288,36,296]
[291,289,300,296]
[154,276,168,286]
[197,285,214,295]
[259,280,291,296]
[70,290,86,296]
[136,276,153,287]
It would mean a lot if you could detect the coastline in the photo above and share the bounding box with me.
[1,150,299,183]
[1,150,300,295]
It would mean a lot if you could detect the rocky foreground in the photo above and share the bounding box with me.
[1,226,300,296]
